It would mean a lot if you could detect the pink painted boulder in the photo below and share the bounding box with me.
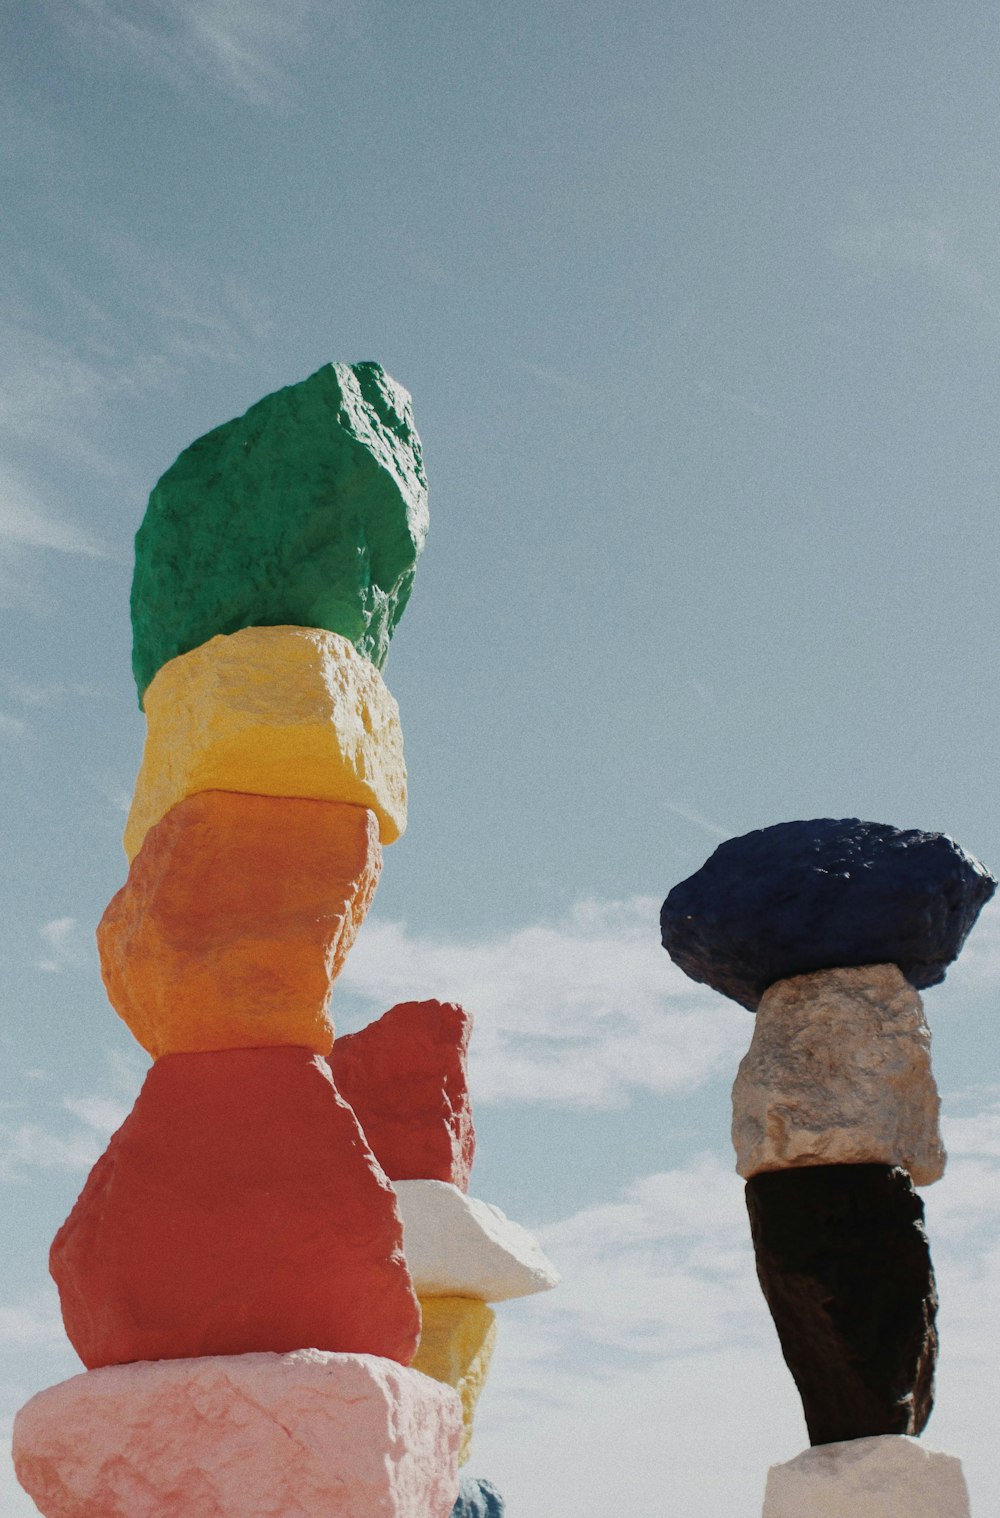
[330,1000,475,1190]
[13,1350,463,1518]
[50,1047,420,1368]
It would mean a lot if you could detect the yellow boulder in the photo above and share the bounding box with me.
[411,1297,496,1466]
[123,626,406,861]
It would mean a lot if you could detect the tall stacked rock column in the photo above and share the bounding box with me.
[662,818,996,1518]
[10,363,530,1518]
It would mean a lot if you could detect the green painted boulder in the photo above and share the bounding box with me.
[130,362,428,705]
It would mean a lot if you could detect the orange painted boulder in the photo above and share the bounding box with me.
[330,1001,475,1190]
[98,791,381,1058]
[50,1047,420,1369]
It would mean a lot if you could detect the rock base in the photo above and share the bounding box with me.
[451,1477,505,1516]
[762,1435,971,1517]
[13,1350,462,1518]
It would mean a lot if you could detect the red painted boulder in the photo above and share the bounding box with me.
[330,1001,475,1191]
[50,1047,420,1369]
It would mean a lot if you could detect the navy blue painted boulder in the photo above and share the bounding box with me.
[661,818,996,1011]
[451,1477,504,1518]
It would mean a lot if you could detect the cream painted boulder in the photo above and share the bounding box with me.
[13,1350,462,1518]
[762,1435,971,1518]
[394,1180,559,1301]
[732,964,946,1185]
[123,625,406,861]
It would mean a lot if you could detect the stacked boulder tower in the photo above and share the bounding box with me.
[662,818,996,1518]
[12,363,557,1518]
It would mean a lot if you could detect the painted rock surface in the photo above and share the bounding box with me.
[131,360,428,703]
[732,965,945,1184]
[412,1297,497,1465]
[661,818,996,1011]
[13,1351,462,1518]
[763,1434,971,1518]
[101,791,381,1058]
[746,1165,937,1446]
[124,625,406,861]
[51,1048,420,1368]
[330,1001,475,1190]
[394,1180,559,1301]
[451,1478,505,1518]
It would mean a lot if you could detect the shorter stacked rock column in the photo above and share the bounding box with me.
[661,818,997,1518]
[330,999,559,1513]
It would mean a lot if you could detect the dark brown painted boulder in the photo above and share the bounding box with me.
[746,1163,937,1445]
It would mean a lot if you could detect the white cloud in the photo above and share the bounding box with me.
[0,1123,103,1179]
[61,1095,130,1140]
[0,713,26,739]
[339,898,750,1107]
[35,918,84,976]
[0,1293,64,1352]
[0,469,104,561]
[64,0,321,107]
[473,1145,1000,1516]
[834,210,991,313]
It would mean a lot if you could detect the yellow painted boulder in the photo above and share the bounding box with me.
[123,625,406,862]
[100,790,382,1058]
[410,1297,496,1466]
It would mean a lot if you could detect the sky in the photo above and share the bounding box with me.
[2,1,1000,1512]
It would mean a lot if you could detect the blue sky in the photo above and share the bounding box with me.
[3,2,1000,1512]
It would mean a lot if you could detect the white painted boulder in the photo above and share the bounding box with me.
[393,1180,559,1301]
[13,1350,462,1518]
[732,964,946,1185]
[762,1434,971,1517]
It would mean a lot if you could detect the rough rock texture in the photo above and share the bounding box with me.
[763,1435,971,1518]
[100,791,381,1058]
[51,1048,420,1368]
[124,625,406,861]
[661,818,996,1010]
[451,1478,505,1518]
[746,1165,937,1446]
[411,1298,497,1466]
[732,965,945,1184]
[131,360,428,704]
[330,1001,475,1190]
[13,1350,462,1518]
[394,1180,559,1302]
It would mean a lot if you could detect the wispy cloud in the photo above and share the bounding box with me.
[35,919,85,976]
[0,468,104,561]
[339,897,749,1108]
[0,1072,138,1182]
[0,1293,64,1352]
[660,800,731,841]
[0,1122,103,1179]
[63,0,320,108]
[0,714,27,739]
[835,210,992,313]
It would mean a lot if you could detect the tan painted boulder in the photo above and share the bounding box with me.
[50,1048,420,1368]
[732,964,946,1185]
[99,790,381,1058]
[411,1297,497,1466]
[123,625,407,861]
[13,1351,462,1518]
